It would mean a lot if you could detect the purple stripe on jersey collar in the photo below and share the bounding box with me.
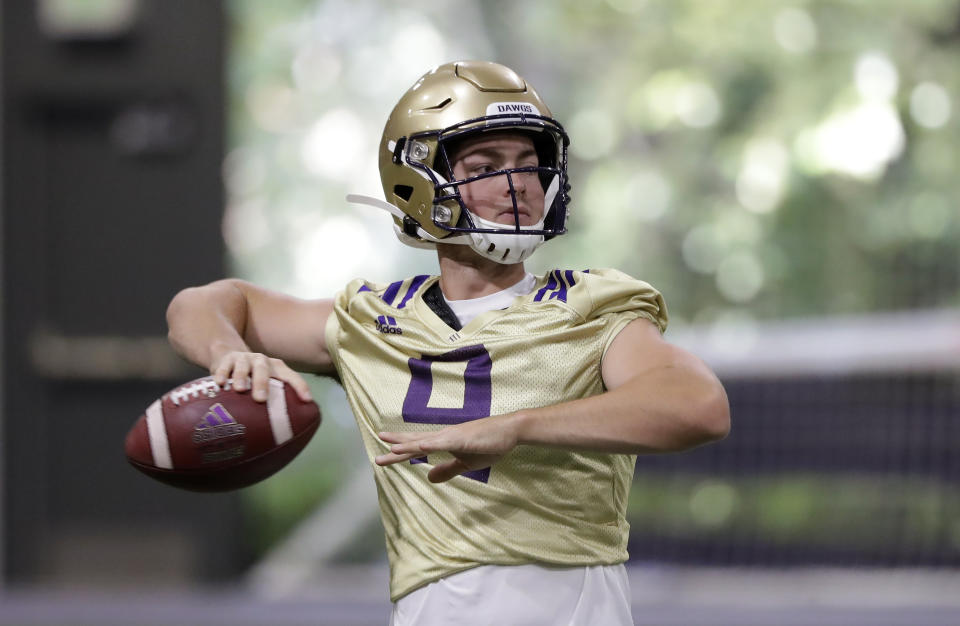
[381,280,404,306]
[357,276,429,307]
[533,272,558,302]
[547,270,566,302]
[396,274,429,309]
[533,269,579,303]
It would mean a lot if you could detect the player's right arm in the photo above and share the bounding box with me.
[166,279,335,403]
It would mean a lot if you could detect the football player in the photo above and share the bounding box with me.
[167,61,730,625]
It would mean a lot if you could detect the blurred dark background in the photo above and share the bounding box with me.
[1,0,241,586]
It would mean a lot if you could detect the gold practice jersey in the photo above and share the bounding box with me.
[324,268,668,601]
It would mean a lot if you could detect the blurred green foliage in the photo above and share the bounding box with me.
[226,0,960,323]
[627,473,960,558]
[226,0,960,560]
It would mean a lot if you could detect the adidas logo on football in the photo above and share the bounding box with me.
[193,403,246,443]
[376,315,403,335]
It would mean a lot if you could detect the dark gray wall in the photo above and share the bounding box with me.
[1,0,245,585]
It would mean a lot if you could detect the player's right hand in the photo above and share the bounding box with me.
[210,351,313,404]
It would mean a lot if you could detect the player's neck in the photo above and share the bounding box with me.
[435,244,527,301]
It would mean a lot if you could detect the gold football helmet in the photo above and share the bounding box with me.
[348,60,569,264]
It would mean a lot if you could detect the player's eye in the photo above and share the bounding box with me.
[468,163,495,175]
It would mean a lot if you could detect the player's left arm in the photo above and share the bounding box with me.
[554,317,731,452]
[377,318,730,482]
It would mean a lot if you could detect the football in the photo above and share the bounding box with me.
[125,376,320,492]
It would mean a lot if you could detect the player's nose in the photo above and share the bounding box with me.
[500,170,526,197]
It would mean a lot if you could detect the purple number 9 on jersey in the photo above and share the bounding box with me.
[401,344,492,482]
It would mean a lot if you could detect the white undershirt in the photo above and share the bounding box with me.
[441,273,536,326]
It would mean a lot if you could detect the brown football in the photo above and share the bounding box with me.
[125,376,320,492]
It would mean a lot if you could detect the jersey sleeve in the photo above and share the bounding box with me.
[579,268,669,357]
[323,277,372,376]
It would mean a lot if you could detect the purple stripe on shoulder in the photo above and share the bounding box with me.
[357,285,371,293]
[382,280,403,305]
[397,274,429,309]
[534,272,558,302]
[551,270,569,302]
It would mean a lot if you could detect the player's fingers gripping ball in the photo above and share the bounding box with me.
[211,351,313,403]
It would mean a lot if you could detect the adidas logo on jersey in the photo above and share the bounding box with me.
[193,403,246,443]
[376,315,403,335]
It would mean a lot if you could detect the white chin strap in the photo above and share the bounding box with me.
[466,214,545,264]
[346,172,560,265]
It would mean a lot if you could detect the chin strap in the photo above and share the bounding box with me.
[466,213,546,264]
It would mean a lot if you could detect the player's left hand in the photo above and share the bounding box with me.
[375,414,520,483]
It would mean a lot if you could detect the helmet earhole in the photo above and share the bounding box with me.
[393,185,414,202]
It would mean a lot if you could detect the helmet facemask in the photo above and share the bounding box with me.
[403,114,570,264]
